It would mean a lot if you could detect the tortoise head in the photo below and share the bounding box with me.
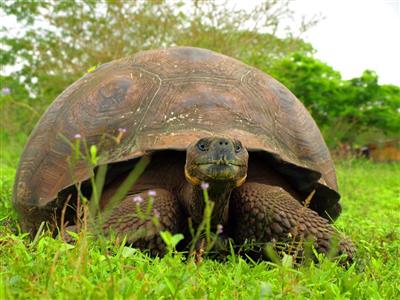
[185,137,249,187]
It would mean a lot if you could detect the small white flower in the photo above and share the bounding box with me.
[118,128,127,133]
[148,190,157,197]
[1,87,11,95]
[201,182,209,190]
[74,133,82,139]
[132,195,143,203]
[217,224,223,234]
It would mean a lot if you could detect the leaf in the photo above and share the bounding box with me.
[86,65,97,73]
[160,231,184,251]
[160,231,172,246]
[281,253,293,268]
[121,246,137,258]
[170,234,184,248]
[90,145,97,165]
[65,230,79,241]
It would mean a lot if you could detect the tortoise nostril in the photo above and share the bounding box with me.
[214,138,233,152]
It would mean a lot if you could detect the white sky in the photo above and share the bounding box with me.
[288,0,400,85]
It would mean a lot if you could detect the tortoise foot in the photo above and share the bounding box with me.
[231,182,355,263]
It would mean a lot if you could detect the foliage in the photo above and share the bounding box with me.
[270,53,400,147]
[342,72,400,134]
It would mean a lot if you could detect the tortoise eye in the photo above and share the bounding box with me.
[197,140,208,152]
[235,143,242,153]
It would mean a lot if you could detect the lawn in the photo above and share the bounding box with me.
[0,139,399,299]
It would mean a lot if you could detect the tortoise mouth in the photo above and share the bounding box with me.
[196,161,245,167]
[196,163,243,181]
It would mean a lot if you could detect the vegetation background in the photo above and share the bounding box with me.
[0,1,399,299]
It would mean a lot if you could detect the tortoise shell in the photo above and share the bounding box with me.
[13,47,341,227]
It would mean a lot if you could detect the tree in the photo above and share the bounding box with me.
[270,53,400,147]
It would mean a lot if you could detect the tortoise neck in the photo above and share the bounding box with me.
[183,182,234,228]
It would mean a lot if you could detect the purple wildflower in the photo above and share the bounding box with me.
[132,195,143,204]
[201,182,209,190]
[74,133,82,139]
[118,128,127,133]
[148,190,157,197]
[153,209,160,218]
[217,224,223,234]
[1,87,11,95]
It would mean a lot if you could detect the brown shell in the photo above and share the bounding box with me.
[13,47,340,222]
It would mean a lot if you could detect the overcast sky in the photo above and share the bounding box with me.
[289,0,400,85]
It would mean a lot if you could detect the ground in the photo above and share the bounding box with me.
[0,143,399,299]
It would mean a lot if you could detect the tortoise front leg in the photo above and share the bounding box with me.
[230,182,355,262]
[101,188,183,256]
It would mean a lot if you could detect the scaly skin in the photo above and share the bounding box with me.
[230,182,354,261]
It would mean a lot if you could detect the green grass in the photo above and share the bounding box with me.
[1,140,399,299]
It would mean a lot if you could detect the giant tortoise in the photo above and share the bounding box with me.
[13,47,354,261]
